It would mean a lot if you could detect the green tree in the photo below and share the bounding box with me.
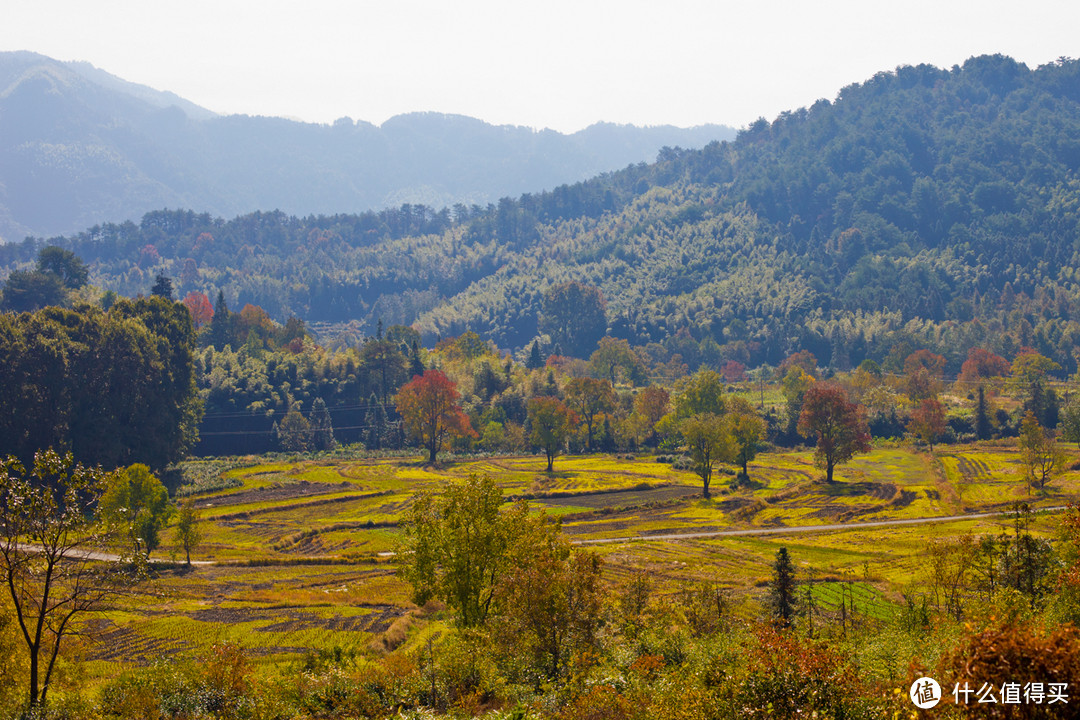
[365,393,388,449]
[209,290,234,350]
[0,270,66,312]
[674,369,727,418]
[1061,398,1080,448]
[564,376,616,452]
[526,340,544,370]
[0,450,119,710]
[150,273,174,300]
[797,382,871,483]
[975,386,993,440]
[1019,411,1067,492]
[277,404,312,452]
[725,397,766,481]
[398,475,529,627]
[361,336,408,406]
[767,547,799,629]
[409,339,425,379]
[588,336,644,385]
[496,535,603,681]
[781,366,814,439]
[527,397,578,471]
[681,413,731,498]
[35,246,88,289]
[541,281,606,358]
[173,499,202,566]
[310,397,336,451]
[99,464,173,561]
[0,301,201,472]
[1009,352,1062,427]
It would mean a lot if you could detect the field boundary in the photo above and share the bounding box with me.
[573,505,1071,545]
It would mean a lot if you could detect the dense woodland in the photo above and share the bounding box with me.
[5,55,1080,378]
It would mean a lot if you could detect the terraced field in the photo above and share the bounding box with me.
[80,443,1077,688]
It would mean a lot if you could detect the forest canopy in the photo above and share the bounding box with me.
[4,55,1080,376]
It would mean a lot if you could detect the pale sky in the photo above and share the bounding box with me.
[3,0,1078,133]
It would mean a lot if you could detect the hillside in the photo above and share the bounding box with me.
[5,54,1080,374]
[0,51,733,240]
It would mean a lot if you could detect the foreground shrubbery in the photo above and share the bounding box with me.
[3,615,1040,720]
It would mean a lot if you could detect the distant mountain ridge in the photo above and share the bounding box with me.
[0,51,735,241]
[7,54,1080,376]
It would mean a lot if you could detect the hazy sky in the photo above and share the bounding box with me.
[3,0,1078,133]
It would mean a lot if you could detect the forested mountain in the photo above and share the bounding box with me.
[0,51,733,240]
[6,54,1080,375]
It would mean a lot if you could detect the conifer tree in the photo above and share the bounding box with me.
[526,341,544,370]
[975,386,992,440]
[310,397,336,451]
[767,547,799,629]
[366,392,387,449]
[410,339,425,379]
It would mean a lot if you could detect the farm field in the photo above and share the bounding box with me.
[74,441,1078,692]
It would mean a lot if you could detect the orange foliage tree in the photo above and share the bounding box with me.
[395,370,475,463]
[959,347,1010,385]
[181,291,213,330]
[904,349,947,400]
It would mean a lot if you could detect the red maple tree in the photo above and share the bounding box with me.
[395,370,475,463]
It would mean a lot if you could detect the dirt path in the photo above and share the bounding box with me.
[21,544,215,566]
[572,506,1070,545]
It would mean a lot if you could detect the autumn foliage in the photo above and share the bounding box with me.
[939,621,1080,719]
[797,382,871,482]
[181,291,213,329]
[395,370,475,463]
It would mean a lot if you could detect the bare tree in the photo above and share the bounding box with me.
[0,450,122,709]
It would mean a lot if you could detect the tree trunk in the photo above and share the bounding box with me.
[826,461,835,483]
[28,645,39,707]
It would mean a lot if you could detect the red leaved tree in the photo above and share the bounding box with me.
[181,291,214,330]
[797,382,871,483]
[395,370,476,463]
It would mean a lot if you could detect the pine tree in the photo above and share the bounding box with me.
[526,341,544,370]
[151,273,174,300]
[366,393,386,449]
[975,386,992,440]
[767,547,799,629]
[410,339,425,379]
[310,397,336,451]
[210,290,232,350]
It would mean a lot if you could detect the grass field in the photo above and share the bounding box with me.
[75,442,1077,689]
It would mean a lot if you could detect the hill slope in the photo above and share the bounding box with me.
[0,51,733,240]
[5,54,1080,374]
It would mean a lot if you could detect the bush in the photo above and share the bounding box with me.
[939,621,1080,718]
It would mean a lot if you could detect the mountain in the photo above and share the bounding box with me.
[0,51,734,241]
[6,54,1080,376]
